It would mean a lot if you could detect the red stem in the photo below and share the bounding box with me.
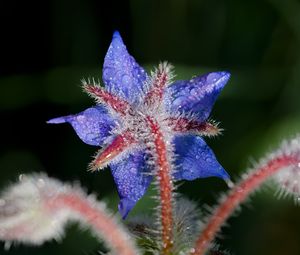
[49,192,138,255]
[191,155,299,255]
[146,116,173,254]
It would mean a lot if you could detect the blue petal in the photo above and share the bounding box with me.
[47,106,115,146]
[102,31,148,103]
[164,71,230,121]
[173,135,229,180]
[110,150,152,219]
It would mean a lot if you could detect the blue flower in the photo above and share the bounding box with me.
[48,31,230,219]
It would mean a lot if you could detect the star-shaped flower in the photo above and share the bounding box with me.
[48,31,230,219]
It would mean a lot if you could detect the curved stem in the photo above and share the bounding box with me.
[146,116,174,254]
[50,192,138,255]
[191,155,299,255]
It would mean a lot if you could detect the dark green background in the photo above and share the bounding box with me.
[1,0,300,254]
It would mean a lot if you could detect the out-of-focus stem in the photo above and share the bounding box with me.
[191,155,299,255]
[49,192,138,255]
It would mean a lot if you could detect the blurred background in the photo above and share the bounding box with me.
[1,0,300,254]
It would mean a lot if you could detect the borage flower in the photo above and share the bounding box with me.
[48,31,230,219]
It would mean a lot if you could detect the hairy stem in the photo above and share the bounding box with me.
[191,155,299,255]
[49,192,138,255]
[146,116,174,254]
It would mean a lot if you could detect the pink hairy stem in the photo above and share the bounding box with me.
[146,116,174,255]
[48,192,138,255]
[191,155,300,255]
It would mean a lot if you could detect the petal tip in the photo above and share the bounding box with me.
[218,70,231,77]
[46,117,67,124]
[214,165,230,182]
[112,30,124,44]
[217,71,231,86]
[219,167,230,180]
[118,198,136,219]
[206,71,230,88]
[113,30,121,38]
[219,71,231,81]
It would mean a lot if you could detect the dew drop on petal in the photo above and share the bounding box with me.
[190,88,198,96]
[129,167,137,174]
[122,74,131,85]
[205,157,213,163]
[103,67,114,82]
[206,72,219,83]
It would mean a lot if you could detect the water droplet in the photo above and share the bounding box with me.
[207,73,220,83]
[201,151,206,157]
[103,67,114,81]
[122,74,131,85]
[190,88,198,96]
[129,167,137,174]
[205,157,213,163]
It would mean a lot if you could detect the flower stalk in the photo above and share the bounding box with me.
[146,116,174,254]
[191,154,300,255]
[0,174,138,255]
[51,192,138,255]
